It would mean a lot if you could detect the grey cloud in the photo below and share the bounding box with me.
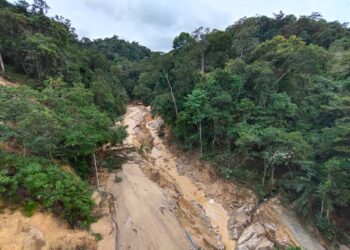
[41,0,349,52]
[83,0,117,17]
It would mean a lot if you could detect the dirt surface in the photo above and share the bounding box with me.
[0,209,96,250]
[106,106,194,250]
[0,76,17,87]
[103,104,326,250]
[259,198,326,250]
[0,103,326,250]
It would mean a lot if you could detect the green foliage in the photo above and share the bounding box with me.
[136,10,350,243]
[98,154,126,172]
[313,214,337,241]
[285,247,302,250]
[0,83,123,164]
[0,2,134,227]
[1,0,350,242]
[94,233,103,241]
[23,200,38,217]
[0,152,95,227]
[0,0,146,117]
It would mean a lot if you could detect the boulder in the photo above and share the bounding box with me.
[263,223,276,239]
[22,227,46,250]
[236,223,274,250]
[229,203,255,239]
[257,237,275,250]
[229,213,252,239]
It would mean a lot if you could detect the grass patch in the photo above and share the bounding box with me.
[23,200,38,217]
[94,233,103,241]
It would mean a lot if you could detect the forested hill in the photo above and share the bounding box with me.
[0,0,149,228]
[83,36,151,62]
[0,0,349,246]
[133,12,350,244]
[0,0,151,117]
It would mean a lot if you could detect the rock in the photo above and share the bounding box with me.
[236,203,254,214]
[206,183,220,196]
[257,237,275,250]
[22,227,46,250]
[236,223,274,250]
[201,166,218,184]
[52,236,97,250]
[263,223,276,238]
[203,235,220,250]
[92,191,102,207]
[340,245,350,250]
[229,213,252,239]
[238,223,266,243]
[228,203,255,239]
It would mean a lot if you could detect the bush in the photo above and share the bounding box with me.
[0,152,95,228]
[157,123,165,138]
[98,154,126,172]
[94,233,103,241]
[313,214,337,241]
[23,200,38,217]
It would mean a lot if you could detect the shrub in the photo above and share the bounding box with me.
[0,152,95,228]
[23,200,38,217]
[98,154,126,172]
[313,214,337,241]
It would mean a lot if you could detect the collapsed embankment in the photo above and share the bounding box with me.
[0,103,326,250]
[94,104,326,250]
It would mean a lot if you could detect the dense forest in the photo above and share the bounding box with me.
[132,12,350,243]
[0,0,149,227]
[0,0,349,245]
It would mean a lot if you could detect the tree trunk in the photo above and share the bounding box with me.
[274,68,291,84]
[93,153,100,190]
[35,56,41,81]
[199,121,203,157]
[163,70,178,117]
[0,52,5,75]
[211,133,216,150]
[320,195,324,216]
[200,51,205,74]
[20,57,28,75]
[270,165,275,186]
[262,159,268,186]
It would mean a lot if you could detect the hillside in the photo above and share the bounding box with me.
[133,11,350,247]
[0,0,349,249]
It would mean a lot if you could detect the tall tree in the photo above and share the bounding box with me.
[192,27,210,74]
[31,0,49,15]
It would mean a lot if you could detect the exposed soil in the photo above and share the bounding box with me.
[103,104,326,250]
[0,76,17,87]
[0,209,96,250]
[0,103,326,250]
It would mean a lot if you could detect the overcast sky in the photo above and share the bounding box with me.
[20,0,350,51]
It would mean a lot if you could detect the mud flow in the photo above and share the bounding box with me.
[92,105,325,250]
